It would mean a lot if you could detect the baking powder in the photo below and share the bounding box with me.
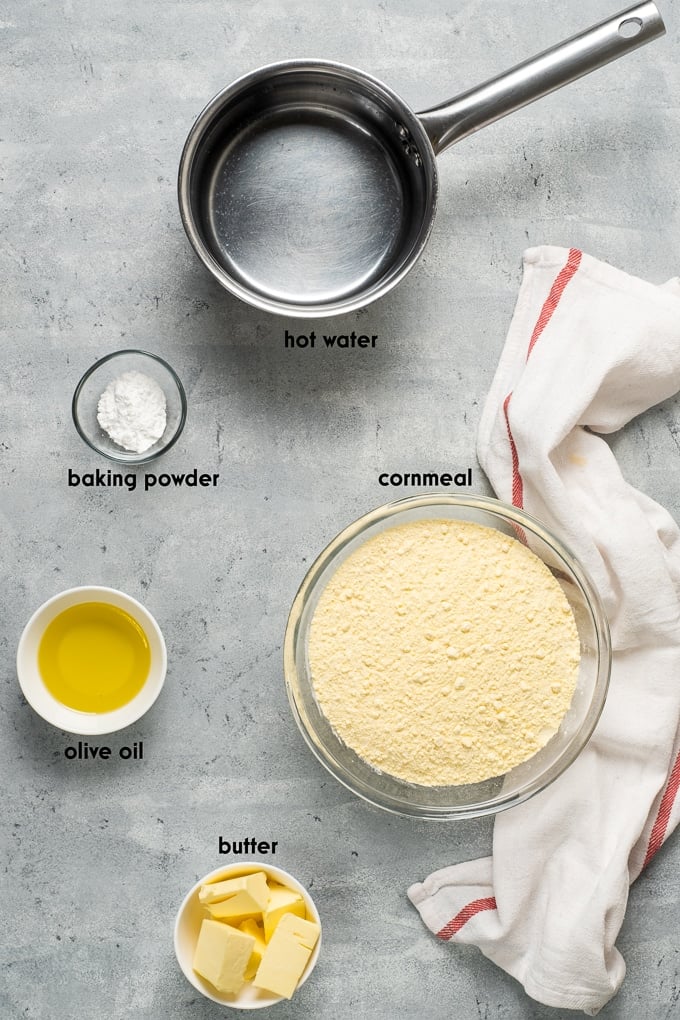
[308,518,580,786]
[97,371,167,454]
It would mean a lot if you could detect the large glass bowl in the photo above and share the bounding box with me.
[284,494,611,820]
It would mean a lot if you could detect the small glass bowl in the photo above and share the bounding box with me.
[284,493,612,820]
[72,349,187,464]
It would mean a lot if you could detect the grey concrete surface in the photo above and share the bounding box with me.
[2,1,680,1017]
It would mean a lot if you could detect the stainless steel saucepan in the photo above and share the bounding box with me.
[178,2,664,318]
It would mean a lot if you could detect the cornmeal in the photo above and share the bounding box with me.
[308,519,580,786]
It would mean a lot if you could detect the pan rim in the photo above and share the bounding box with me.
[177,58,439,318]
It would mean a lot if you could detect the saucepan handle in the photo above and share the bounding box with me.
[417,2,665,156]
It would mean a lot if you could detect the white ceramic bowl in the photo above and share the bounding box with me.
[16,586,167,735]
[174,862,322,1009]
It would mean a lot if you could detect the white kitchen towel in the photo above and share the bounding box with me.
[408,246,680,1015]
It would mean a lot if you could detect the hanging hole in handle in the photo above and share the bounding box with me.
[618,17,643,38]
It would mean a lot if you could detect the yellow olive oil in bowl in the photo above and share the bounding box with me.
[38,602,151,712]
[17,586,167,735]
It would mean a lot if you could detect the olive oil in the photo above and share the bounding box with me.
[38,601,151,713]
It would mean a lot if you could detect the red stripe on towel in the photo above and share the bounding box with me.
[436,896,497,941]
[643,748,680,868]
[526,247,583,357]
[503,248,583,509]
[503,392,524,509]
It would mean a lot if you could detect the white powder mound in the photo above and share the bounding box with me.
[97,370,167,454]
[309,518,581,787]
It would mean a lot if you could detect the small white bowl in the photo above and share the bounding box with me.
[16,586,167,735]
[174,862,322,1009]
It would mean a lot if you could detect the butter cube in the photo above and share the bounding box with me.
[238,918,267,980]
[192,918,254,995]
[200,872,269,923]
[262,882,306,941]
[253,912,320,999]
